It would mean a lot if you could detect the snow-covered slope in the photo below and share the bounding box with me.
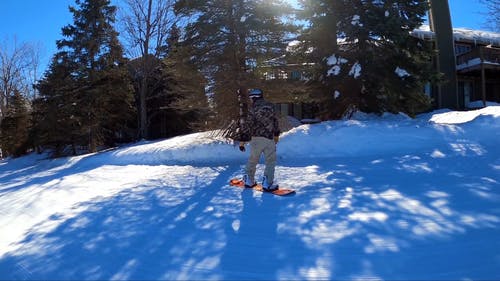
[0,107,499,280]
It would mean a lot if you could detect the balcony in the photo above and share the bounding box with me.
[456,45,500,73]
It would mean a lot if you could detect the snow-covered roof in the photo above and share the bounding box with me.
[412,25,500,47]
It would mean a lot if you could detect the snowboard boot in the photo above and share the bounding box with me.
[243,174,256,188]
[261,176,278,192]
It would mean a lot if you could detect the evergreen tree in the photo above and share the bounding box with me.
[162,24,209,132]
[175,0,297,124]
[32,53,81,155]
[35,0,135,154]
[297,1,340,69]
[293,1,343,117]
[0,90,30,157]
[299,0,436,118]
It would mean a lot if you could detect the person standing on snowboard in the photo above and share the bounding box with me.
[239,88,280,191]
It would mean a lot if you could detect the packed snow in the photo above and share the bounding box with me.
[0,106,499,280]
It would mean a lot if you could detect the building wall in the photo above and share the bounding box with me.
[454,43,500,108]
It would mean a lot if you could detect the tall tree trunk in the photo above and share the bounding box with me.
[138,0,154,139]
[428,0,459,109]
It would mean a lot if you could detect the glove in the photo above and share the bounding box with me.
[239,142,246,152]
[273,136,279,144]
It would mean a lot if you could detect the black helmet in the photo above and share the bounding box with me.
[248,88,263,99]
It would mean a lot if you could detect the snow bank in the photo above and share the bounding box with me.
[6,107,496,167]
[279,112,431,158]
[108,132,243,165]
[97,106,500,163]
[429,106,500,124]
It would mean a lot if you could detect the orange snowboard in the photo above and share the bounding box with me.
[229,178,295,196]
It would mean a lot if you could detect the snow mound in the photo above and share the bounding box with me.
[104,106,500,163]
[7,107,497,166]
[429,106,500,124]
[108,132,243,165]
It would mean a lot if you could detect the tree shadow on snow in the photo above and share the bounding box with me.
[0,165,242,280]
[271,152,500,280]
[0,151,499,280]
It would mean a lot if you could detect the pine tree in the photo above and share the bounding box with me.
[162,24,209,131]
[0,90,30,157]
[297,1,340,68]
[32,53,81,155]
[43,0,135,153]
[175,0,297,124]
[294,0,343,117]
[299,0,436,117]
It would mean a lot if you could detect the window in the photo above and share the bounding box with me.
[277,70,288,80]
[290,70,302,80]
[264,72,275,80]
[455,44,471,56]
[424,82,432,97]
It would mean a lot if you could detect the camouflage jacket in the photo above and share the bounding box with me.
[241,98,280,141]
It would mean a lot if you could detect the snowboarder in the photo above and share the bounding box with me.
[239,88,280,191]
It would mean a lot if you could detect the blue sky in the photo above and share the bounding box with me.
[0,0,492,73]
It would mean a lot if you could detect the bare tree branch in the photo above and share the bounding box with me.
[0,37,41,118]
[117,0,178,139]
[479,0,500,31]
[118,0,177,58]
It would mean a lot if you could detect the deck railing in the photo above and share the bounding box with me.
[457,46,500,66]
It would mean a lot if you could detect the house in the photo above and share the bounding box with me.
[412,26,500,109]
[260,26,500,121]
[258,54,322,122]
